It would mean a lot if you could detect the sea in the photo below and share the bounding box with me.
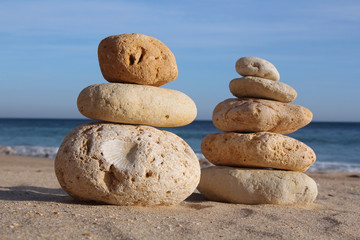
[0,118,360,172]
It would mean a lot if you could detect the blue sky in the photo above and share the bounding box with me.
[0,0,359,121]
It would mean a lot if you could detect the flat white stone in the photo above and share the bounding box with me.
[77,83,197,127]
[198,166,318,205]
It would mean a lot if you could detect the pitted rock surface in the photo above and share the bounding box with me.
[55,123,200,206]
[98,33,178,86]
[213,98,312,134]
[201,132,316,172]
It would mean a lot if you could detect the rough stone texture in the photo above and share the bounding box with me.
[201,132,316,172]
[198,166,318,205]
[77,83,197,127]
[213,98,312,134]
[98,33,178,86]
[235,57,280,81]
[55,123,200,206]
[229,76,297,103]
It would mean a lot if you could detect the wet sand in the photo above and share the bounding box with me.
[1,154,359,239]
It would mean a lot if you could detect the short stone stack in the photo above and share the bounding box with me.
[55,33,200,206]
[197,56,318,206]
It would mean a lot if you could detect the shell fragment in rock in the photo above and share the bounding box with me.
[101,140,138,170]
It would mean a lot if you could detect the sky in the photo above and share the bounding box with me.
[0,0,359,121]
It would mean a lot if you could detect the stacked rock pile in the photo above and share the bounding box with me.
[55,33,200,206]
[197,56,318,206]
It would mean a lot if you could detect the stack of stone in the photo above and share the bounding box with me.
[197,57,318,206]
[55,33,200,206]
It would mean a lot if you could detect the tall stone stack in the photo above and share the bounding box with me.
[55,33,200,206]
[197,57,318,206]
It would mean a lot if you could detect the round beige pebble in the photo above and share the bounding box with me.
[197,166,318,205]
[77,83,197,127]
[235,56,280,81]
[55,123,201,206]
[213,98,312,134]
[98,33,178,86]
[229,76,297,103]
[201,132,316,172]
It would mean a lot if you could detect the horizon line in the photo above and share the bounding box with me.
[0,117,359,124]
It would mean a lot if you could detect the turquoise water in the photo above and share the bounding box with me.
[1,119,359,171]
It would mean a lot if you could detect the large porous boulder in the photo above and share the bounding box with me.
[229,76,297,103]
[213,98,312,134]
[197,166,318,205]
[55,123,201,206]
[77,83,197,127]
[235,56,280,81]
[98,33,178,86]
[201,132,316,172]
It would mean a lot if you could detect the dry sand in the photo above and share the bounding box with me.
[1,154,359,240]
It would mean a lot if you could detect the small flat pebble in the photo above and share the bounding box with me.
[235,56,280,81]
[229,76,297,103]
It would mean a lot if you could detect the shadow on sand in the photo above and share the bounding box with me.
[0,185,209,207]
[0,185,73,203]
[185,192,207,203]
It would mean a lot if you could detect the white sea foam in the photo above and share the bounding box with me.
[195,152,360,172]
[0,145,58,159]
[308,161,360,172]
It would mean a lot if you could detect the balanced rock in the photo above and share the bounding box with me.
[55,123,201,206]
[229,76,297,103]
[201,132,316,172]
[98,33,178,86]
[213,98,312,134]
[197,166,318,205]
[235,57,280,81]
[77,83,197,127]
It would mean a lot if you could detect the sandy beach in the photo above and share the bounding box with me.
[1,154,359,240]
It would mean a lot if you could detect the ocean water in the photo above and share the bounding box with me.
[0,118,360,172]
